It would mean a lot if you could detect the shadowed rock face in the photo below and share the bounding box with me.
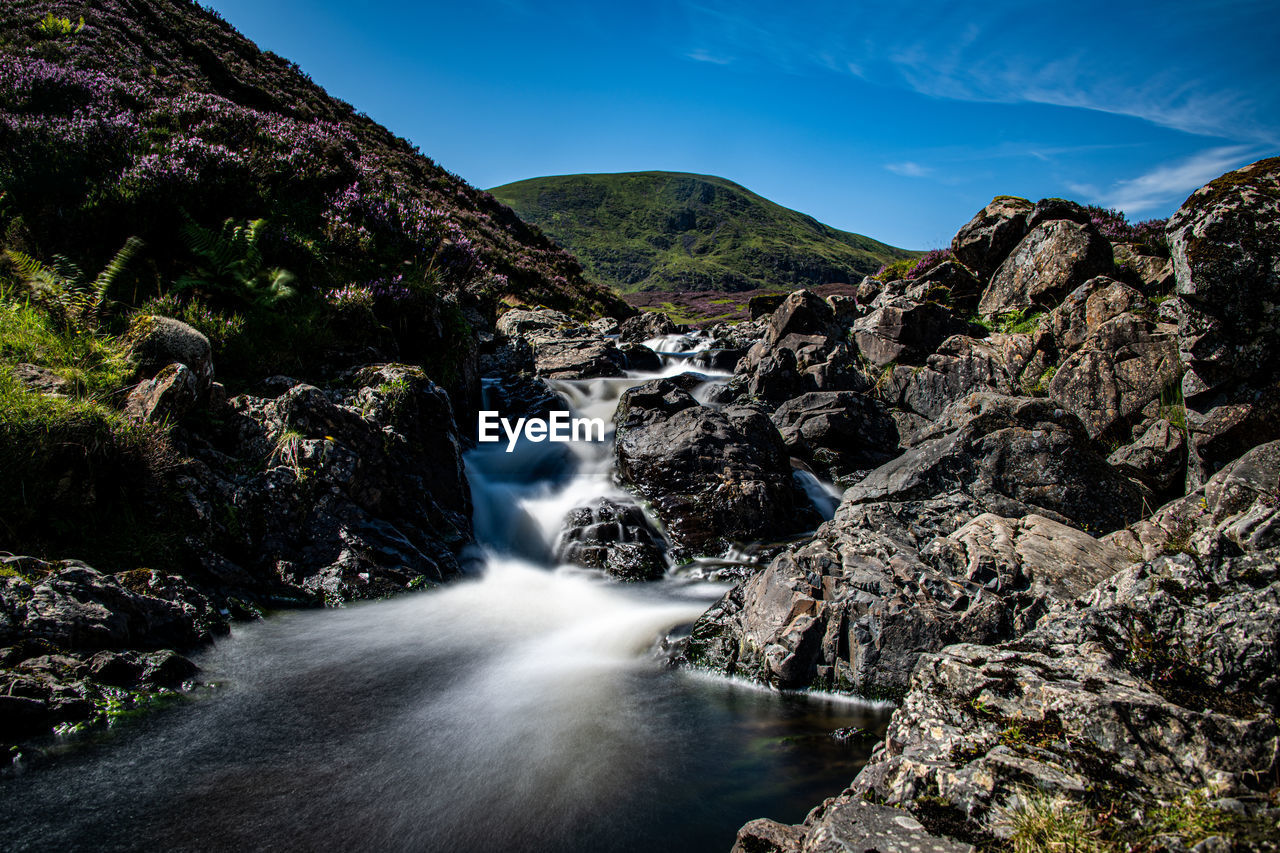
[950,196,1034,282]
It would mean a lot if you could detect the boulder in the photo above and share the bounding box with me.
[1025,196,1090,229]
[617,311,678,343]
[852,300,970,368]
[1107,418,1187,497]
[495,307,627,379]
[770,391,900,479]
[734,800,974,853]
[883,336,1016,420]
[124,315,214,392]
[1167,157,1280,400]
[847,545,1280,842]
[950,196,1034,281]
[1047,313,1182,439]
[615,380,811,553]
[1043,276,1149,354]
[843,393,1144,535]
[123,362,201,424]
[979,221,1114,318]
[555,498,666,581]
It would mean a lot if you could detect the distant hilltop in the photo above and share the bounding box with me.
[489,171,917,293]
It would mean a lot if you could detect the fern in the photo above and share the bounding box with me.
[5,237,142,332]
[174,217,296,308]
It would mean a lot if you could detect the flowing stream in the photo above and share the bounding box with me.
[0,335,889,853]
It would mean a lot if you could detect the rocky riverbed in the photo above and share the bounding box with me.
[4,159,1280,851]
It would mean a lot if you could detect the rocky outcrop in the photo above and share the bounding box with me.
[1107,417,1187,497]
[950,196,1033,282]
[1167,157,1280,484]
[842,393,1144,536]
[734,799,974,853]
[124,315,214,391]
[979,220,1113,317]
[615,379,813,554]
[495,308,627,379]
[618,311,678,343]
[876,336,1016,421]
[123,362,201,424]
[852,300,970,369]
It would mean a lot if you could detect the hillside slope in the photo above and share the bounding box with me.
[0,0,629,319]
[490,171,916,293]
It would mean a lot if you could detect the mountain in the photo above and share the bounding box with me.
[0,0,629,321]
[489,171,917,293]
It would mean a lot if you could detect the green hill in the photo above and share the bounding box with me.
[489,171,917,293]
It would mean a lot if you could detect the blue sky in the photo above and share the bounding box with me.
[204,0,1277,249]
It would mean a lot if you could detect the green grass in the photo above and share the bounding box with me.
[490,171,917,293]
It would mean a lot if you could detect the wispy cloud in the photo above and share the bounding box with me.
[673,0,1280,144]
[1082,145,1257,213]
[686,48,732,65]
[885,161,931,177]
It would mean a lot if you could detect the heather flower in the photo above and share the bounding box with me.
[906,248,951,280]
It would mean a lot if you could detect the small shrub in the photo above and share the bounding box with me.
[873,258,916,282]
[906,248,951,280]
[1001,792,1109,853]
[33,13,84,39]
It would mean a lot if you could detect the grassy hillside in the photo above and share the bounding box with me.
[490,171,917,293]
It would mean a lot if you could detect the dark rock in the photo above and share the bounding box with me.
[950,196,1034,281]
[844,393,1144,534]
[852,300,970,368]
[886,336,1016,420]
[764,290,837,343]
[1113,242,1174,293]
[12,363,70,397]
[979,220,1114,317]
[771,391,899,479]
[746,349,806,405]
[556,498,666,581]
[743,799,975,853]
[618,311,679,343]
[910,259,984,313]
[618,342,662,372]
[615,383,811,553]
[1047,313,1181,439]
[1026,196,1091,229]
[123,362,201,424]
[495,307,627,379]
[748,293,788,320]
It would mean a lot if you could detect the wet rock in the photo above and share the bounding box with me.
[1047,313,1181,439]
[123,362,201,424]
[771,391,900,479]
[979,220,1114,318]
[615,381,811,553]
[744,799,975,853]
[495,307,627,379]
[950,196,1034,282]
[852,300,970,368]
[125,315,213,391]
[618,311,678,342]
[556,498,666,581]
[1108,418,1187,497]
[618,342,662,372]
[843,393,1144,535]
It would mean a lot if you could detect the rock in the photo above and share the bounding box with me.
[1167,157,1280,400]
[556,498,666,581]
[1046,313,1181,439]
[745,799,975,853]
[950,196,1034,282]
[1107,439,1280,562]
[589,317,619,336]
[617,311,678,343]
[124,315,214,391]
[615,381,811,553]
[979,220,1114,318]
[1113,242,1174,293]
[843,393,1144,535]
[123,362,201,424]
[884,336,1016,421]
[1026,196,1090,229]
[771,391,900,479]
[852,300,971,368]
[17,562,210,651]
[1043,276,1149,354]
[731,818,805,853]
[764,290,837,345]
[1185,384,1280,484]
[909,259,984,313]
[746,349,806,405]
[1108,418,1187,496]
[847,545,1280,839]
[618,342,662,372]
[11,363,70,397]
[495,307,627,379]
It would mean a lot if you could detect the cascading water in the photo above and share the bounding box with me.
[0,333,889,853]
